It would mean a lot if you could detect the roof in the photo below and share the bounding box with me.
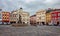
[53,9,60,11]
[30,15,36,17]
[46,9,60,13]
[46,9,53,13]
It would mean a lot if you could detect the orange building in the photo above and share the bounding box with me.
[2,12,10,23]
[46,12,51,25]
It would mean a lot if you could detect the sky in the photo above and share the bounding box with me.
[0,0,60,16]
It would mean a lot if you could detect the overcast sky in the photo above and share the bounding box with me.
[0,0,60,15]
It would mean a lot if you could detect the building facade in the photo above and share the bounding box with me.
[36,12,41,25]
[46,12,51,25]
[17,8,30,25]
[36,9,46,25]
[10,11,19,24]
[10,8,30,25]
[21,12,30,24]
[30,15,36,25]
[51,11,60,25]
[2,12,10,24]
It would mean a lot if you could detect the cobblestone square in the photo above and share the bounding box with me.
[0,25,60,36]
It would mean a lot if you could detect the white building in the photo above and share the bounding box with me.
[10,11,19,24]
[10,8,30,25]
[36,9,46,25]
[21,12,30,24]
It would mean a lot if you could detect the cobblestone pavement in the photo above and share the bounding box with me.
[0,25,60,36]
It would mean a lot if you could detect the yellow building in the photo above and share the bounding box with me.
[46,10,52,25]
[46,12,51,23]
[36,9,46,25]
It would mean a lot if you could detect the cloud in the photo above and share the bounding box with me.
[0,0,60,15]
[24,0,36,3]
[44,0,60,5]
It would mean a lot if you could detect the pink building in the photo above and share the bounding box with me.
[30,15,36,25]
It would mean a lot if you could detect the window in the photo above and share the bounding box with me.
[7,14,9,16]
[13,14,17,17]
[5,17,6,19]
[52,14,56,17]
[55,18,57,20]
[6,18,9,19]
[3,14,5,16]
[58,13,60,16]
[52,18,55,20]
[58,17,60,21]
[37,18,39,19]
[4,14,6,16]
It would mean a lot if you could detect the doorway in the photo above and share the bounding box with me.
[42,22,45,25]
[57,22,59,25]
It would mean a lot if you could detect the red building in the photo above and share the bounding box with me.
[51,11,60,25]
[2,12,10,24]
